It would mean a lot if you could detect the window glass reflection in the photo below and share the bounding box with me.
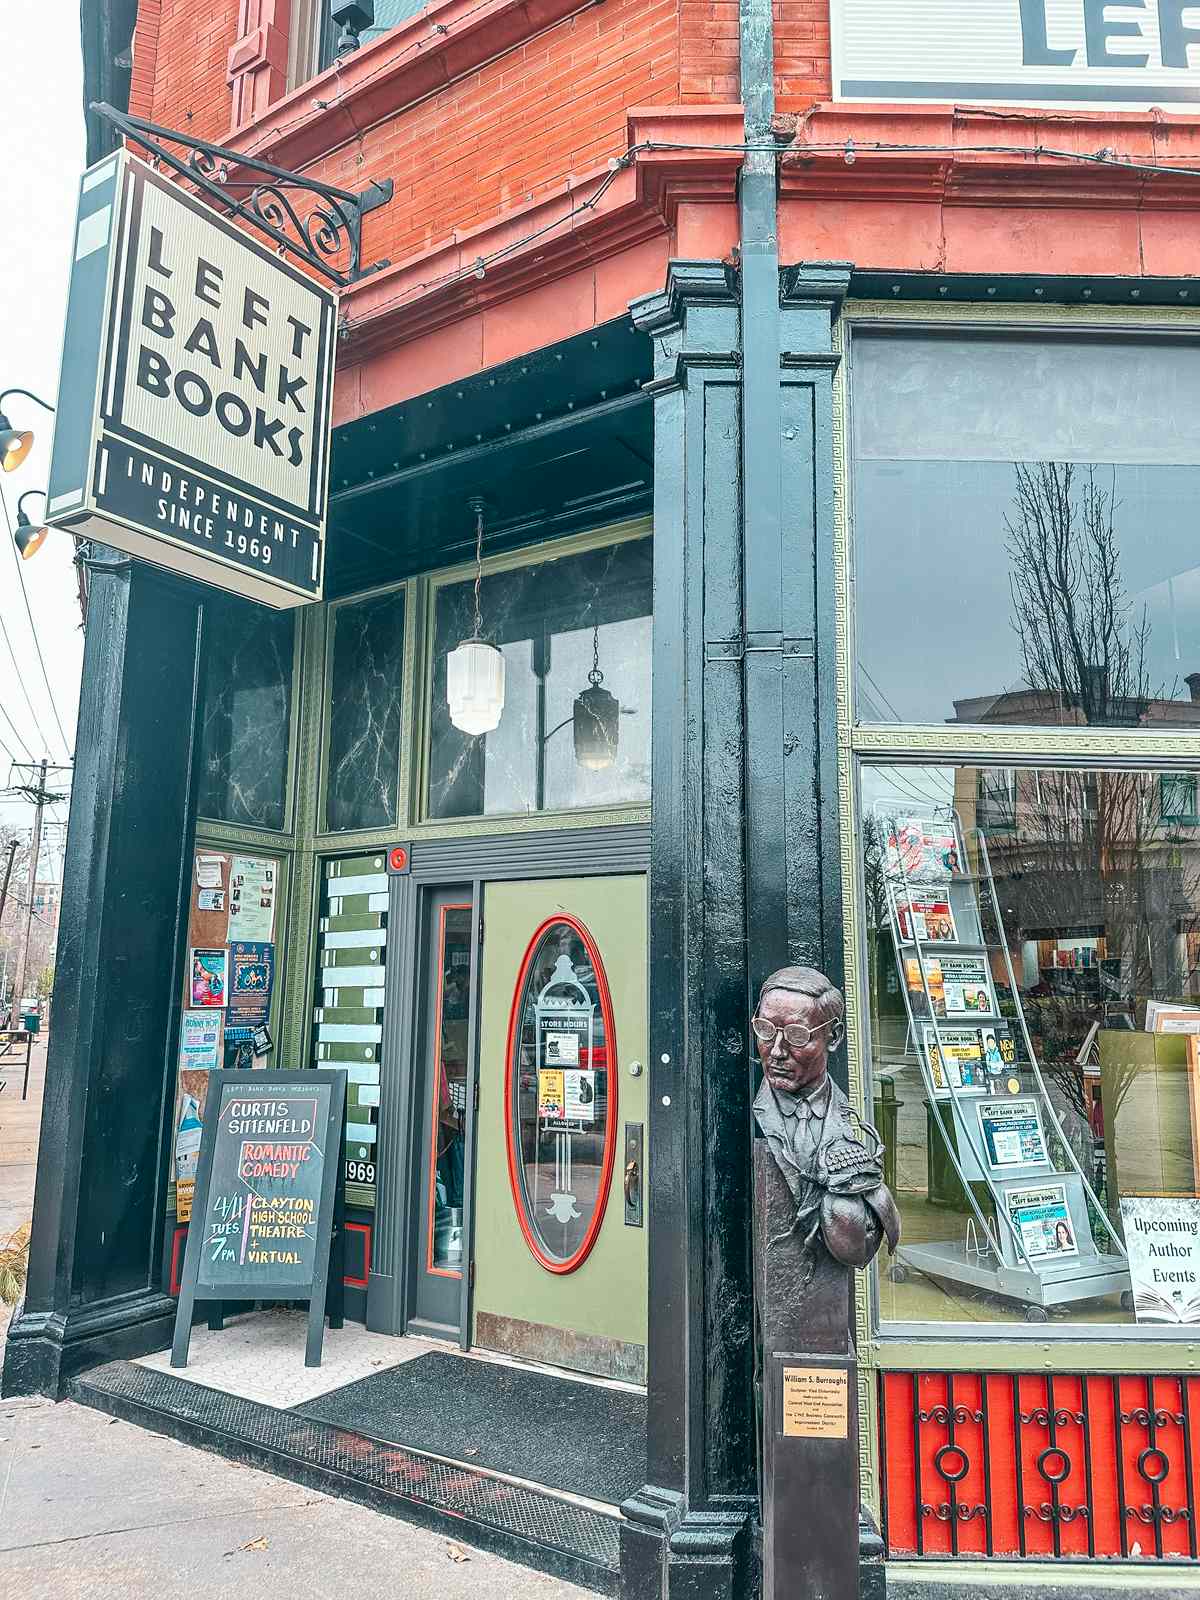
[864,762,1200,1328]
[429,904,472,1274]
[428,537,651,820]
[852,332,1200,729]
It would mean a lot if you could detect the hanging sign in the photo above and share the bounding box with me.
[832,0,1200,110]
[46,149,335,607]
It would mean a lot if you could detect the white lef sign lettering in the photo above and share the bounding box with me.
[833,0,1200,111]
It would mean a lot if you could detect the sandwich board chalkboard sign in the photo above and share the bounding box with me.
[171,1070,347,1368]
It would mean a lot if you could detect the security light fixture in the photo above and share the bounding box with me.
[0,388,54,473]
[13,490,49,560]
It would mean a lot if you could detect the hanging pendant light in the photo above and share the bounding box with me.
[447,497,505,736]
[573,624,619,770]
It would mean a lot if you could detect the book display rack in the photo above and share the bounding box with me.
[880,809,1130,1322]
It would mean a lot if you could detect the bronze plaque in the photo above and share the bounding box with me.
[781,1366,849,1439]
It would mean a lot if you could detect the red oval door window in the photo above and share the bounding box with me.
[504,915,618,1273]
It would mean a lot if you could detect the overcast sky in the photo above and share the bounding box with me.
[0,0,86,869]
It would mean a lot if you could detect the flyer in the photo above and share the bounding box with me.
[1119,1197,1200,1324]
[189,947,228,1008]
[1005,1183,1077,1260]
[890,885,958,944]
[939,954,993,1016]
[538,1068,565,1120]
[180,1008,222,1073]
[228,856,277,943]
[922,1025,986,1093]
[565,1068,597,1123]
[545,1031,581,1066]
[976,1097,1047,1167]
[885,817,961,883]
[230,941,275,1008]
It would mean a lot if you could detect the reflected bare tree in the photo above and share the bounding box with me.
[1004,462,1152,727]
[998,462,1200,1148]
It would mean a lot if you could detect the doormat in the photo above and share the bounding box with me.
[296,1350,646,1505]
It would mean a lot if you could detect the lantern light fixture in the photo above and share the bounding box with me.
[13,490,50,561]
[572,624,620,770]
[446,497,506,736]
[0,387,55,473]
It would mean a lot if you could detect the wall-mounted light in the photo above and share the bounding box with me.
[572,624,619,770]
[13,490,49,560]
[446,497,505,736]
[0,387,55,473]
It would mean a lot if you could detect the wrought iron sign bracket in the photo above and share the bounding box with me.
[91,102,393,288]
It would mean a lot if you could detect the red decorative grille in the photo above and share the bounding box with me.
[881,1371,1200,1562]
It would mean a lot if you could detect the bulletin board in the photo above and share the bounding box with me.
[172,846,285,1222]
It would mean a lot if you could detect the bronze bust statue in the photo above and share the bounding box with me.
[751,965,900,1269]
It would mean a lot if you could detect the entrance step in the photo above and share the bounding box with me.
[71,1359,621,1594]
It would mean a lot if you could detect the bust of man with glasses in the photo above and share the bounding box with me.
[751,965,899,1269]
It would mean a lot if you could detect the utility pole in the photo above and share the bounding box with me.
[10,760,70,1013]
[0,836,16,1010]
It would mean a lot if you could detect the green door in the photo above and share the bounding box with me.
[472,875,647,1383]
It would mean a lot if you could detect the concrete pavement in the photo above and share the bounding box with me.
[0,1397,594,1599]
[0,1039,591,1597]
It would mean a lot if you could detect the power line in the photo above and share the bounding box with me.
[0,605,48,759]
[0,485,73,760]
[0,697,33,764]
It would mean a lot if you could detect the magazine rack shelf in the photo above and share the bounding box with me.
[880,807,1130,1322]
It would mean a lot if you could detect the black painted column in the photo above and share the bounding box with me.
[624,262,757,1600]
[622,261,855,1600]
[2,550,204,1398]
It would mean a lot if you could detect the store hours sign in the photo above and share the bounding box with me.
[832,0,1200,110]
[46,150,335,607]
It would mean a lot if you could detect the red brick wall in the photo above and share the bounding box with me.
[774,0,831,108]
[148,0,239,141]
[139,0,681,266]
[303,0,681,266]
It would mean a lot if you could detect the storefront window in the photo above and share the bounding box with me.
[852,331,1200,730]
[863,761,1200,1329]
[324,589,406,832]
[507,917,617,1271]
[197,600,294,830]
[428,536,651,820]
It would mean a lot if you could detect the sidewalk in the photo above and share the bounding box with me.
[0,1029,45,1357]
[0,1396,593,1599]
[0,1038,592,1597]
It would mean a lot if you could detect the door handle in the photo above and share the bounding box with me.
[624,1158,639,1204]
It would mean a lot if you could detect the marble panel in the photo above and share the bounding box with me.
[325,590,406,832]
[197,600,294,830]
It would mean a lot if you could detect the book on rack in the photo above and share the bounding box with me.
[905,953,994,1018]
[890,883,958,944]
[884,816,961,884]
[1004,1182,1078,1260]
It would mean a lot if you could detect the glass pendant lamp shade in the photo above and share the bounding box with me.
[445,497,506,736]
[573,681,619,769]
[447,636,506,735]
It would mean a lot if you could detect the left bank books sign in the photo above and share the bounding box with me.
[46,150,335,607]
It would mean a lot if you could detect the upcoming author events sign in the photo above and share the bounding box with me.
[832,0,1200,110]
[46,151,335,606]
